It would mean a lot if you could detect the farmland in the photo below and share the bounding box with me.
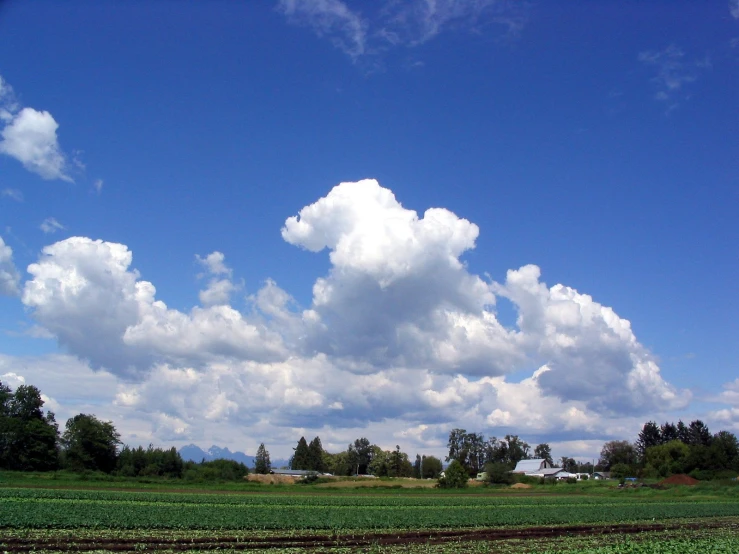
[1,484,738,552]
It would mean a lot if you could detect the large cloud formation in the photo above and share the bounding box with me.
[18,179,690,451]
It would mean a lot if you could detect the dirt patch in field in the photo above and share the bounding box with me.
[245,474,300,485]
[3,522,728,552]
[314,477,437,488]
[659,474,699,486]
[510,483,532,489]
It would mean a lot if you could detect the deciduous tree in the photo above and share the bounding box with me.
[61,414,120,473]
[0,382,59,471]
[534,443,553,466]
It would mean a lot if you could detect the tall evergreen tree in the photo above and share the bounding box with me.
[636,421,662,462]
[307,437,325,472]
[687,420,712,447]
[291,437,310,470]
[661,422,679,443]
[255,443,271,474]
[676,420,690,443]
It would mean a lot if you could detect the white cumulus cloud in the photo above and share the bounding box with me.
[22,237,287,377]
[0,107,72,182]
[13,179,691,454]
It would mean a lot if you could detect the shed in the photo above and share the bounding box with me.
[269,469,318,477]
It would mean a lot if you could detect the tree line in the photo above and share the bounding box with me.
[5,379,736,483]
[598,419,739,480]
[284,436,443,479]
[0,380,248,481]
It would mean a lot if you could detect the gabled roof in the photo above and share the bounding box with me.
[513,459,547,473]
[528,467,564,476]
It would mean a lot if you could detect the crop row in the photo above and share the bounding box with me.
[2,494,739,530]
[0,487,723,508]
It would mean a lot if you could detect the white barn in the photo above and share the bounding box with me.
[511,459,555,474]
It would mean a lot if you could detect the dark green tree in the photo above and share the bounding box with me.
[636,421,662,462]
[504,435,530,466]
[347,437,373,475]
[598,440,636,470]
[676,420,690,443]
[61,414,120,473]
[438,459,468,488]
[291,437,310,470]
[560,456,577,473]
[709,431,739,471]
[687,420,712,447]
[484,461,513,484]
[485,436,508,465]
[533,443,554,466]
[116,445,183,478]
[307,437,325,472]
[661,422,678,443]
[446,428,469,465]
[446,429,486,475]
[255,443,271,474]
[0,383,59,471]
[420,455,443,479]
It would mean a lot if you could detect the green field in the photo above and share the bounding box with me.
[1,481,738,552]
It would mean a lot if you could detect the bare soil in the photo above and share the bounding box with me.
[3,522,730,552]
[659,474,699,486]
[245,474,300,485]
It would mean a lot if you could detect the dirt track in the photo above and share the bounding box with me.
[2,521,731,552]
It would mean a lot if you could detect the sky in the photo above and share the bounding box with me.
[0,0,737,463]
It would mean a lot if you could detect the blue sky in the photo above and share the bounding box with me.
[0,0,737,461]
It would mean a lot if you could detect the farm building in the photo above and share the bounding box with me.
[526,467,571,479]
[593,472,611,480]
[511,459,555,474]
[269,469,319,478]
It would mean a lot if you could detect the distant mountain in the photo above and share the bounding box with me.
[178,444,289,468]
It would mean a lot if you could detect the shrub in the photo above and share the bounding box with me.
[438,460,468,489]
[484,462,513,485]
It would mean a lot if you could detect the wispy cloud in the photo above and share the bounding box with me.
[638,44,710,110]
[1,188,23,202]
[379,0,526,46]
[730,0,739,19]
[277,0,368,60]
[93,179,103,194]
[40,217,65,234]
[276,0,526,62]
[0,235,21,296]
